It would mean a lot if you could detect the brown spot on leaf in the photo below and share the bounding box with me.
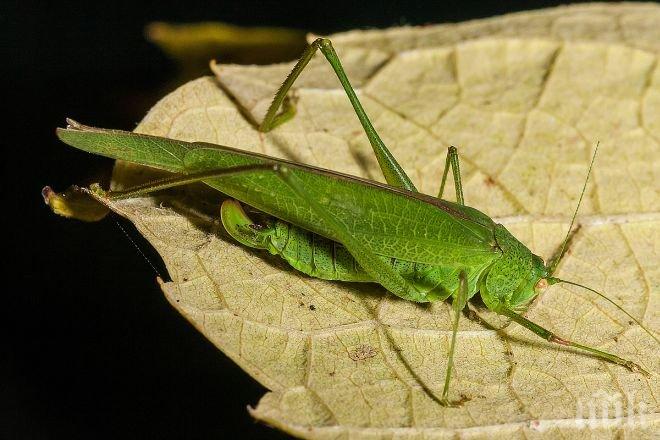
[348,344,378,361]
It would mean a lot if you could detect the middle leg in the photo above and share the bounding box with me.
[441,270,469,406]
[437,146,465,205]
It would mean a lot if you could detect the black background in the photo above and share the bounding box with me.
[5,1,631,439]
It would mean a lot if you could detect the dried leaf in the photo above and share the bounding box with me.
[146,21,306,67]
[92,3,659,438]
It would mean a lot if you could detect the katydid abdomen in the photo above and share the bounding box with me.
[221,199,475,301]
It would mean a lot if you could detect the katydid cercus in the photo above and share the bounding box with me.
[48,38,658,406]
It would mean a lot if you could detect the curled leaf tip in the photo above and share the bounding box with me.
[65,118,92,131]
[41,185,55,204]
[42,185,109,222]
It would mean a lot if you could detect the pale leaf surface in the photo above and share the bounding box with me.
[105,4,659,438]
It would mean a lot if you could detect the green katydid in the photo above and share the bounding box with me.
[50,38,657,406]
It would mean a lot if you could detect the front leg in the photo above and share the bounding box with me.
[498,307,649,376]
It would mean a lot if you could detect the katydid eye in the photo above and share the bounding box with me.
[534,278,549,293]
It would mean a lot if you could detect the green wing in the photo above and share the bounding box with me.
[57,122,499,268]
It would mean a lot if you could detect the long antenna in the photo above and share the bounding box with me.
[548,141,599,275]
[548,277,659,344]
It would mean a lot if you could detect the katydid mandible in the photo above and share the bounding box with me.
[51,38,658,406]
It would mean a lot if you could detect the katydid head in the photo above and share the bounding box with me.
[508,253,549,311]
[480,225,549,312]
